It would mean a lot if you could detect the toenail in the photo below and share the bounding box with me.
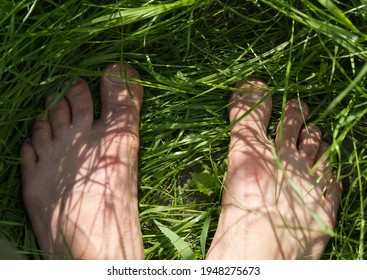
[319,142,329,153]
[62,77,82,90]
[46,93,60,104]
[307,123,321,133]
[107,72,126,85]
[290,100,308,111]
[46,94,55,104]
[36,112,48,121]
[106,65,138,85]
[235,79,267,101]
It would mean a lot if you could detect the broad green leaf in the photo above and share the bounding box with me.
[155,220,196,260]
[190,172,219,196]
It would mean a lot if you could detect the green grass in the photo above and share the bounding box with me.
[0,0,366,260]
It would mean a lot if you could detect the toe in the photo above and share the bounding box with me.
[325,179,342,214]
[229,79,272,144]
[64,78,94,129]
[275,99,310,151]
[31,113,52,155]
[298,124,322,167]
[315,142,342,222]
[20,139,37,171]
[100,63,143,132]
[20,139,37,194]
[314,141,330,166]
[47,95,71,137]
[313,142,334,191]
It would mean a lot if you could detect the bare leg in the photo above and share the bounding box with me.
[20,64,144,259]
[207,80,342,259]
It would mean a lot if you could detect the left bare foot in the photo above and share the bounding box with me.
[20,63,144,259]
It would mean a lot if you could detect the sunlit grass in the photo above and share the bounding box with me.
[0,0,366,259]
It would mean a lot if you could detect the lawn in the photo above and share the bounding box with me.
[0,0,366,260]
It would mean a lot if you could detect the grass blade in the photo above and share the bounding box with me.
[87,0,196,26]
[200,213,211,259]
[316,0,361,34]
[316,61,367,122]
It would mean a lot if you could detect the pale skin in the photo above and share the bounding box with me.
[20,63,342,259]
[206,80,342,259]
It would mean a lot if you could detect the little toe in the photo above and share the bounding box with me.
[46,95,71,137]
[20,139,38,206]
[64,78,94,129]
[298,124,322,167]
[31,113,53,156]
[20,139,37,171]
[229,79,272,142]
[314,141,330,166]
[275,99,310,151]
[314,142,342,224]
[100,63,144,131]
[325,179,342,215]
[312,142,335,192]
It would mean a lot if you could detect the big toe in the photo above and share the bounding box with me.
[100,63,143,130]
[229,79,272,145]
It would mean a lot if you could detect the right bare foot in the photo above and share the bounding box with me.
[207,80,342,259]
[20,63,144,259]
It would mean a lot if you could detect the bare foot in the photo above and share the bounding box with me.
[20,64,144,259]
[207,80,342,259]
